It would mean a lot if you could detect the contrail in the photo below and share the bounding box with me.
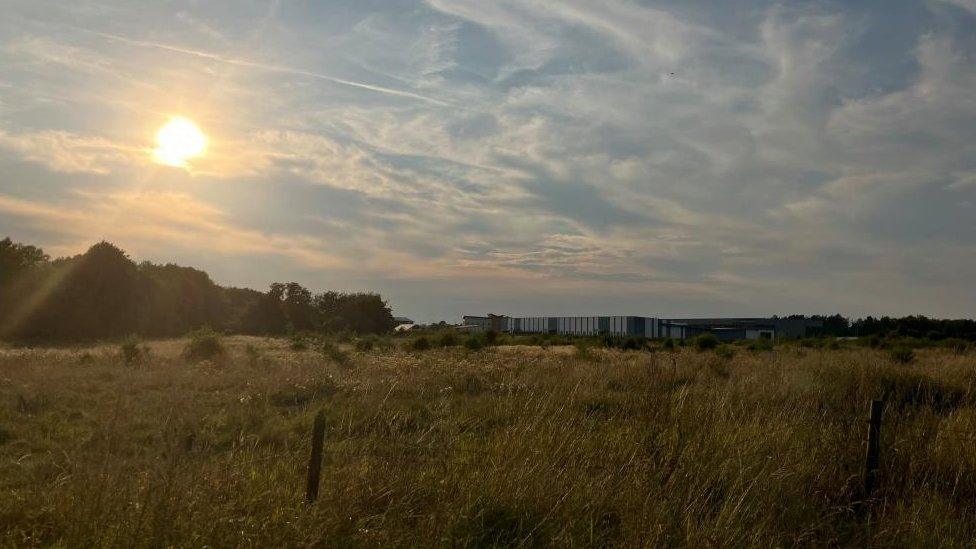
[78,28,449,107]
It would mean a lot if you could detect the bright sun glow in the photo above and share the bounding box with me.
[153,117,207,167]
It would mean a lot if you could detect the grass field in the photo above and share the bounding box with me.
[3,337,976,546]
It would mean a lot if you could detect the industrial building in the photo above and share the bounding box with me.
[461,314,821,340]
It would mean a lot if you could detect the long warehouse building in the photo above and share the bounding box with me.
[462,315,821,340]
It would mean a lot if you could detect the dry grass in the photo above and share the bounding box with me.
[2,337,976,546]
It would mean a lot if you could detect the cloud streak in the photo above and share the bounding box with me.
[79,28,451,106]
[1,0,975,321]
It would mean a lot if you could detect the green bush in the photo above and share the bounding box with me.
[942,338,971,355]
[662,338,676,351]
[745,339,773,352]
[438,331,459,347]
[715,344,735,360]
[244,344,262,367]
[289,334,309,351]
[412,336,432,351]
[355,336,376,352]
[120,335,145,365]
[484,330,499,346]
[575,340,594,359]
[0,424,11,445]
[602,335,647,351]
[183,327,224,361]
[890,346,915,365]
[319,341,350,365]
[877,371,965,413]
[694,333,719,351]
[463,335,484,351]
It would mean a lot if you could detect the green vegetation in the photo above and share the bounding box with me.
[3,339,976,545]
[890,346,916,365]
[411,335,432,352]
[0,238,395,343]
[694,332,719,351]
[182,327,225,361]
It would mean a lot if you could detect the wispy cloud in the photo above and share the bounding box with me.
[79,28,451,106]
[1,0,975,320]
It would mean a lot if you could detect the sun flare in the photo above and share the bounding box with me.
[153,117,207,167]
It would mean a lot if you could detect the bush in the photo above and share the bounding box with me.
[119,335,146,365]
[662,338,676,351]
[745,339,773,352]
[244,344,262,367]
[715,344,735,360]
[463,335,484,351]
[694,333,719,351]
[877,371,965,413]
[942,338,971,355]
[602,335,647,351]
[0,424,11,445]
[355,336,375,352]
[890,346,915,365]
[412,336,432,351]
[319,340,350,365]
[484,330,499,346]
[438,331,459,347]
[183,327,224,361]
[575,340,593,359]
[289,334,309,351]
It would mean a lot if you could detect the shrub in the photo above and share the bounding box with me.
[412,336,432,351]
[602,335,646,351]
[662,338,676,351]
[457,372,485,396]
[244,344,261,367]
[942,338,971,355]
[289,334,309,351]
[877,371,965,413]
[464,335,484,351]
[575,340,593,360]
[890,346,915,365]
[120,335,144,365]
[745,339,773,352]
[452,503,545,547]
[438,331,459,347]
[715,344,735,360]
[355,336,375,352]
[484,330,499,346]
[183,327,224,361]
[319,341,349,365]
[694,333,719,351]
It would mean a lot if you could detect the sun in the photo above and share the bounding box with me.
[153,117,207,167]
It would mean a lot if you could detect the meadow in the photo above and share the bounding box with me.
[2,335,976,547]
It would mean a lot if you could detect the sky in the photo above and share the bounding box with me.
[1,0,975,323]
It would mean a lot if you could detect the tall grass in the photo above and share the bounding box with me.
[2,338,976,545]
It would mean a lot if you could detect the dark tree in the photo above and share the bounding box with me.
[314,291,394,334]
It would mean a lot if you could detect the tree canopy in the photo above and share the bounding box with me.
[0,237,395,342]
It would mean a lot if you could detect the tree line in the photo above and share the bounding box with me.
[0,238,394,342]
[784,314,976,340]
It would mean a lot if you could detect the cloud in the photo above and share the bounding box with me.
[0,129,142,174]
[79,28,451,106]
[1,0,976,320]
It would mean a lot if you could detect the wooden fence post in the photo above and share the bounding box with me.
[864,400,884,501]
[306,410,326,503]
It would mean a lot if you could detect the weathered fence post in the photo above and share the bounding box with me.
[306,410,326,503]
[863,400,884,501]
